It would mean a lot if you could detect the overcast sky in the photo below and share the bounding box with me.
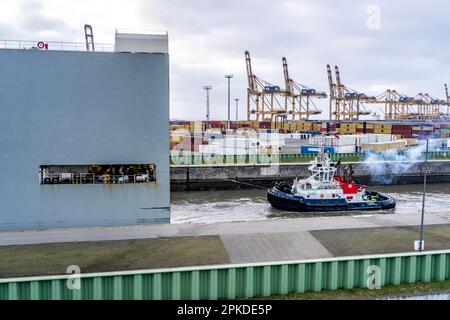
[1,0,449,120]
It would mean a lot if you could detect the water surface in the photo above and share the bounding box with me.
[171,183,450,224]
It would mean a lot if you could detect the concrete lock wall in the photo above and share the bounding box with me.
[0,49,170,230]
[0,250,449,300]
[170,161,450,191]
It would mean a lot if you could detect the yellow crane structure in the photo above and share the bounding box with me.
[282,57,326,120]
[414,93,447,119]
[327,65,375,120]
[375,90,418,120]
[245,51,285,121]
[375,89,448,120]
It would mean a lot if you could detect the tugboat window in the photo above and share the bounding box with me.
[39,164,156,185]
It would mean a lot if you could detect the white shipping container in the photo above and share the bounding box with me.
[221,147,258,155]
[335,145,356,153]
[199,144,221,154]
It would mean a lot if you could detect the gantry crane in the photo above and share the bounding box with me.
[414,93,447,119]
[374,89,448,120]
[327,65,374,121]
[375,90,418,120]
[282,57,326,120]
[246,51,286,121]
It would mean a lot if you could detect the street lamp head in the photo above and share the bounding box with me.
[225,75,233,79]
[203,86,212,90]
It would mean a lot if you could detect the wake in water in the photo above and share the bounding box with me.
[170,185,450,224]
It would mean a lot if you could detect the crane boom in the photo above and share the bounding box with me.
[245,51,255,92]
[335,66,343,97]
[326,64,334,98]
[446,84,449,102]
[282,57,292,93]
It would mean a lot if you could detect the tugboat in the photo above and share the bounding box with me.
[267,141,396,212]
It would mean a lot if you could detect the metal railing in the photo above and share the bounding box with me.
[0,39,114,52]
[40,173,155,185]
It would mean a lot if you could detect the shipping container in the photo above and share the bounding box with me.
[357,123,375,129]
[259,121,272,129]
[335,145,356,153]
[413,130,435,135]
[356,129,375,134]
[301,146,335,154]
[401,134,418,139]
[412,126,434,131]
[374,124,393,130]
[361,140,407,152]
[374,128,392,134]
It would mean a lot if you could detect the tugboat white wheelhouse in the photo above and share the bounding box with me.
[267,135,396,212]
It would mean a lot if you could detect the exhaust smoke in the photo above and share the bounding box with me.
[362,143,427,184]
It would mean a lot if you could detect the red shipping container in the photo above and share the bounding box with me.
[392,124,412,129]
[357,129,374,133]
[392,125,412,135]
[392,129,412,134]
[210,122,223,128]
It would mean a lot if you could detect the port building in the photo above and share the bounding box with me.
[0,31,170,230]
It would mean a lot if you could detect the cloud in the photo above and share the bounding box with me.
[0,0,449,119]
[19,0,69,38]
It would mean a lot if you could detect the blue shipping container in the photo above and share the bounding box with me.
[301,146,335,154]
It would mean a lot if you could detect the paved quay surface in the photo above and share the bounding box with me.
[1,213,449,266]
[221,232,334,263]
[1,213,448,246]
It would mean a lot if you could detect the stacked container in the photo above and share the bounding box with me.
[339,123,357,135]
[356,123,374,134]
[412,124,434,138]
[374,124,392,134]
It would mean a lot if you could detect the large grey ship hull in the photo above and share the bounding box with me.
[0,48,170,230]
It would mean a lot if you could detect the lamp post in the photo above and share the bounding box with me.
[235,98,239,121]
[418,138,429,252]
[203,86,212,129]
[225,75,233,130]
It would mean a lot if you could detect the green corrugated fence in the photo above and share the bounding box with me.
[1,250,450,300]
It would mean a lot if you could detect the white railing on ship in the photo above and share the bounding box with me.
[0,39,114,52]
